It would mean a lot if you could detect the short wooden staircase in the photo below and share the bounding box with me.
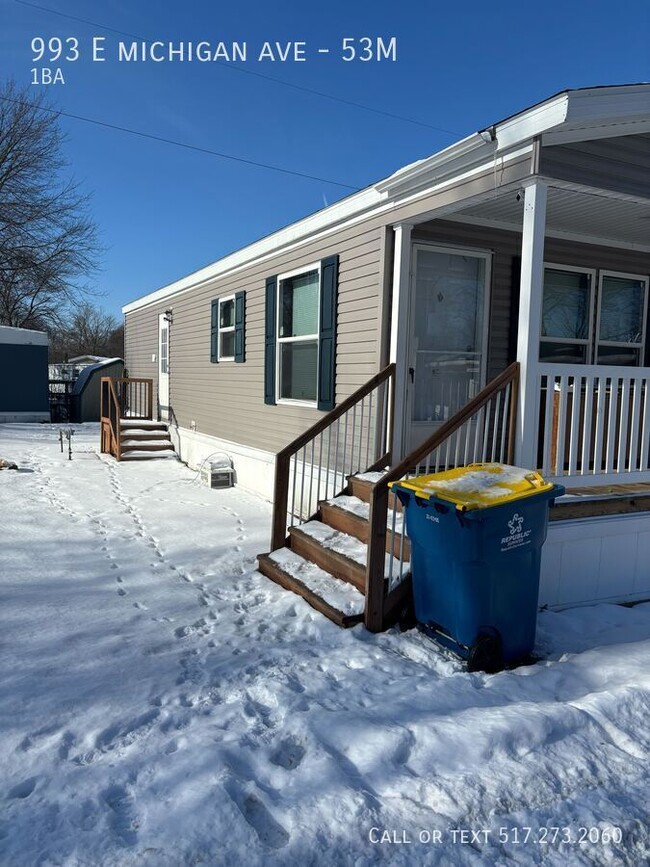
[258,362,520,632]
[258,475,410,628]
[101,377,175,462]
[119,419,175,461]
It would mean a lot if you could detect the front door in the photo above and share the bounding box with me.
[158,313,170,420]
[406,245,490,452]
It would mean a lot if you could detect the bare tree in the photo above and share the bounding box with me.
[0,80,101,329]
[49,302,123,362]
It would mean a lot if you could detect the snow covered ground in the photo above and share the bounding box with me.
[1,423,649,867]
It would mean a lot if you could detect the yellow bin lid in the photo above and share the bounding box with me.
[389,463,554,511]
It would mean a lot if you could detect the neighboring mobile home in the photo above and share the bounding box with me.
[122,84,650,625]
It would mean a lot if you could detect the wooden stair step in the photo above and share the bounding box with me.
[348,475,403,511]
[119,431,171,441]
[288,524,367,593]
[257,551,364,628]
[121,442,173,452]
[319,497,410,560]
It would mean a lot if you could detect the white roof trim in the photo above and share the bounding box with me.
[0,326,48,346]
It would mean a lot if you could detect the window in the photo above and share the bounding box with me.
[218,296,235,361]
[160,324,169,374]
[277,266,320,403]
[596,272,648,366]
[540,267,593,364]
[210,292,246,364]
[540,266,648,367]
[264,255,338,410]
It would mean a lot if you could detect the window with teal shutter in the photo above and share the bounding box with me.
[264,255,338,409]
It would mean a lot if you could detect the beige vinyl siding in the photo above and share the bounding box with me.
[126,219,385,454]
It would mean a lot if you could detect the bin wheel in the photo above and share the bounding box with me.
[468,629,503,674]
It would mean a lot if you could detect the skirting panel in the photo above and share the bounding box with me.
[169,426,275,502]
[540,513,650,608]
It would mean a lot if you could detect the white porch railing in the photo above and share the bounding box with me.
[537,364,650,485]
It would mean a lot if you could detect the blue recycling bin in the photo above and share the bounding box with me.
[391,464,564,671]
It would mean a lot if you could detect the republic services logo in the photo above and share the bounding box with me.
[508,513,524,536]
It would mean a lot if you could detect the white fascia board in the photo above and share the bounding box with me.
[493,93,570,150]
[542,118,650,145]
[122,186,384,314]
[500,85,650,148]
[0,326,48,346]
[374,133,491,195]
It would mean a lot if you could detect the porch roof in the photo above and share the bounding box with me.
[446,182,650,252]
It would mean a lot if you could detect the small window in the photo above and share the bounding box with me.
[540,267,593,364]
[218,296,235,361]
[277,267,320,403]
[160,325,169,374]
[596,272,648,366]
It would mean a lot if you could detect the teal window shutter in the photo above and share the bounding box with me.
[264,276,277,404]
[234,291,246,363]
[210,299,219,363]
[317,255,338,411]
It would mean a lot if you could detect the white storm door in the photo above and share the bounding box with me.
[158,313,170,420]
[407,245,490,452]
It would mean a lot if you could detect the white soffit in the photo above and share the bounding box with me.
[455,185,650,250]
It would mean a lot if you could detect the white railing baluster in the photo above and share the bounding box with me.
[555,376,568,477]
[500,383,511,463]
[290,451,298,526]
[568,375,581,476]
[481,398,492,462]
[491,391,502,462]
[581,373,594,476]
[299,445,307,521]
[316,431,324,509]
[617,378,630,473]
[641,379,650,472]
[541,374,554,476]
[366,391,373,470]
[629,378,642,472]
[605,377,619,474]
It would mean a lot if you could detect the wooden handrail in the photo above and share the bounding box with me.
[364,361,520,631]
[276,364,396,460]
[271,363,396,550]
[379,361,520,490]
[100,376,122,460]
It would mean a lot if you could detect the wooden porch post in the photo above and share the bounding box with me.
[515,181,547,469]
[389,222,413,464]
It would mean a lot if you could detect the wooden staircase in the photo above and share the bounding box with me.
[119,419,175,461]
[101,377,175,462]
[258,474,410,628]
[258,362,520,633]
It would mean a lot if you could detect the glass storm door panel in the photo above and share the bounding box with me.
[408,247,489,451]
[158,312,170,420]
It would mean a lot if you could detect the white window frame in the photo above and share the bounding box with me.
[159,321,169,375]
[276,262,321,407]
[540,263,596,363]
[540,265,650,367]
[595,270,649,366]
[217,295,235,362]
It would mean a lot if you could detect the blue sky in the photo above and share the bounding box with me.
[1,0,649,317]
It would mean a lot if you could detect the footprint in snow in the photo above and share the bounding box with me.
[270,736,305,771]
[223,778,289,850]
[102,784,139,847]
[8,777,38,799]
